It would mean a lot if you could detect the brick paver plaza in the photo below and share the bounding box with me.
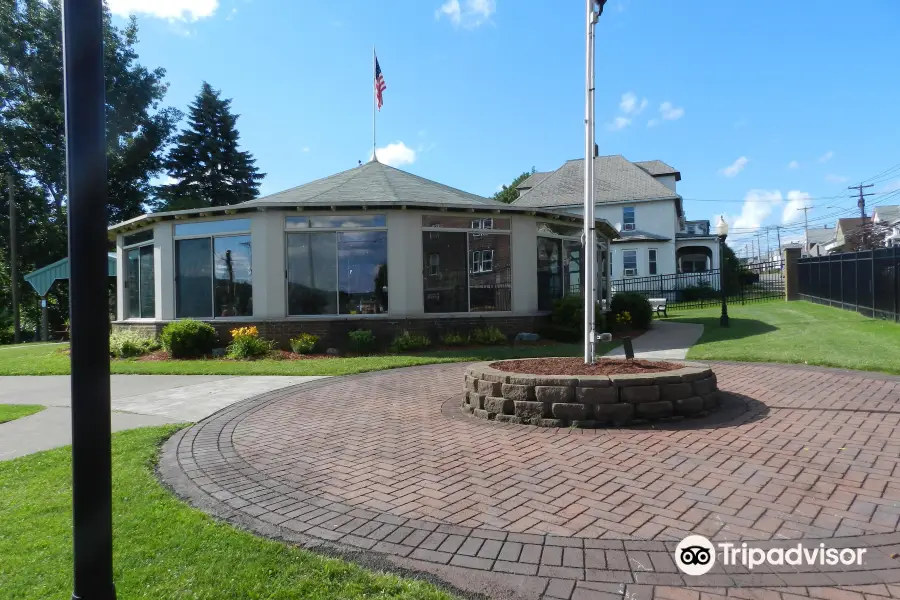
[160,361,900,600]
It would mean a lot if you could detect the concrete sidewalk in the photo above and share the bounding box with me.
[0,375,325,460]
[604,320,704,359]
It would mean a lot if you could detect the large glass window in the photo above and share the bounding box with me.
[174,218,251,237]
[125,244,155,318]
[213,236,253,317]
[421,216,511,313]
[537,237,562,311]
[175,238,213,318]
[537,237,583,310]
[286,228,387,316]
[175,230,252,318]
[423,231,468,313]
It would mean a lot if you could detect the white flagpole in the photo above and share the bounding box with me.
[589,10,597,364]
[583,0,593,364]
[373,47,377,162]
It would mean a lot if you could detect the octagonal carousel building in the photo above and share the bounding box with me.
[110,160,618,350]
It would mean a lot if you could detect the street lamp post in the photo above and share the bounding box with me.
[62,0,116,599]
[716,216,730,327]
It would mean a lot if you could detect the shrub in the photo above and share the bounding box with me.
[226,331,273,360]
[109,329,160,358]
[389,330,431,352]
[160,319,217,358]
[289,333,319,355]
[470,326,507,345]
[545,295,605,342]
[348,329,376,355]
[0,326,13,346]
[609,292,652,330]
[440,331,468,346]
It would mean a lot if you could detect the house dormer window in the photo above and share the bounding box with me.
[623,207,635,231]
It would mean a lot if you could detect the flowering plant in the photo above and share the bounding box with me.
[230,326,258,339]
[615,311,632,326]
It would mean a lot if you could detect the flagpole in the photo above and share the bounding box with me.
[372,46,377,162]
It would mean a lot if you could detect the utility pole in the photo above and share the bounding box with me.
[797,206,813,256]
[7,174,20,343]
[848,183,875,249]
[765,226,771,262]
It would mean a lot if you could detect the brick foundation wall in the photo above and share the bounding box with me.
[112,314,551,351]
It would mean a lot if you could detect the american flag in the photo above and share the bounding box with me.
[374,55,387,110]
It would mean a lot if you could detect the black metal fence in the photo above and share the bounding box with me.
[610,260,785,309]
[798,248,900,321]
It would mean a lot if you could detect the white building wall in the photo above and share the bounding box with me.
[510,214,537,313]
[251,211,285,318]
[387,210,423,316]
[609,241,676,280]
[153,222,175,319]
[655,175,677,192]
[594,200,677,239]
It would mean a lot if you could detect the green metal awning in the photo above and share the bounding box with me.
[24,253,117,297]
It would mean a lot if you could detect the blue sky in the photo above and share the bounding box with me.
[112,0,900,253]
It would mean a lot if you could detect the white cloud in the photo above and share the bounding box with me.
[787,160,800,170]
[647,119,659,128]
[825,174,848,184]
[619,92,647,115]
[727,189,782,231]
[782,191,813,224]
[819,151,834,163]
[435,0,495,28]
[373,141,416,167]
[607,116,631,131]
[106,0,218,21]
[720,156,749,178]
[659,101,684,121]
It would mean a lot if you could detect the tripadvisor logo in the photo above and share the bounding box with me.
[674,536,868,575]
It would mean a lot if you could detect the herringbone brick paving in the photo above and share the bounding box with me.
[161,361,900,599]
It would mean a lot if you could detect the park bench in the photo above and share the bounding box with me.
[648,297,668,318]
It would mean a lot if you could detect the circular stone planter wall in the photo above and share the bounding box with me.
[462,359,721,427]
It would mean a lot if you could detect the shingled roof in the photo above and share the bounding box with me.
[634,160,682,181]
[515,171,552,191]
[238,159,501,208]
[512,155,681,209]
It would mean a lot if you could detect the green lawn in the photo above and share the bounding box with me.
[0,341,618,376]
[0,404,44,424]
[664,300,900,375]
[0,426,456,600]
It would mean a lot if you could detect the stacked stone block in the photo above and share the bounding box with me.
[462,360,721,428]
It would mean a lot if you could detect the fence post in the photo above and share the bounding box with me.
[783,247,800,301]
[839,254,844,309]
[855,251,860,315]
[871,249,876,318]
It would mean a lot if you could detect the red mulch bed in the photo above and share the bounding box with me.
[489,357,680,376]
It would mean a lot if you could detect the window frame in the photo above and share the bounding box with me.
[283,214,389,317]
[174,220,254,319]
[622,207,636,231]
[428,253,440,276]
[623,249,638,276]
[422,214,512,314]
[123,240,155,320]
[648,248,658,275]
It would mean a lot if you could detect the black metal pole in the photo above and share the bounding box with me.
[719,234,729,327]
[62,1,115,599]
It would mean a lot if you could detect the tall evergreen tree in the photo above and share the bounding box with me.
[493,167,536,204]
[155,83,264,210]
[0,0,180,331]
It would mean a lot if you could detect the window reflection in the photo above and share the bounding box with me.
[174,219,250,237]
[287,232,337,315]
[175,238,213,318]
[214,236,253,317]
[338,231,388,314]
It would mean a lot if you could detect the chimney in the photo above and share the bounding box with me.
[594,143,599,158]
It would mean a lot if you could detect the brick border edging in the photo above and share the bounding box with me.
[155,362,900,595]
[463,359,722,427]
